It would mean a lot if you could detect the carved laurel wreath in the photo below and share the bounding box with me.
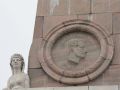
[39,19,114,85]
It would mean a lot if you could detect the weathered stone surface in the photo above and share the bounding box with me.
[43,15,77,37]
[90,13,112,35]
[29,51,120,86]
[88,62,120,85]
[28,69,45,81]
[87,74,104,85]
[112,35,120,65]
[102,65,120,85]
[88,60,111,81]
[43,15,93,38]
[91,0,110,13]
[36,0,120,16]
[113,13,120,34]
[110,0,120,12]
[36,0,48,16]
[28,39,42,68]
[33,16,44,38]
[37,0,90,16]
[28,69,66,87]
[89,85,118,90]
[48,0,68,15]
[92,0,120,13]
[78,15,89,20]
[70,0,90,15]
[37,0,69,16]
[28,68,47,87]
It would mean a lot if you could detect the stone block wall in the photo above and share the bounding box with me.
[28,0,120,87]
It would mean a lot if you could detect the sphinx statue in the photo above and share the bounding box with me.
[3,54,29,90]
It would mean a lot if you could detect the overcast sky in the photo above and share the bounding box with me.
[0,0,38,89]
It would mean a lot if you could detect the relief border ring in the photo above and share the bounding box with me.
[39,19,114,84]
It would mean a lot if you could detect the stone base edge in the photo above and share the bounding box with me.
[16,85,119,90]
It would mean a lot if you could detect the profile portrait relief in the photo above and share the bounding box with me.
[66,39,87,64]
[3,54,29,90]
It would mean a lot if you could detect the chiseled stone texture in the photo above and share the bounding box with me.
[29,0,120,87]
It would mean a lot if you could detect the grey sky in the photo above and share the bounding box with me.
[0,0,38,89]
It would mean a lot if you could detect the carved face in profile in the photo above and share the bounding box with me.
[67,39,87,64]
[10,54,24,72]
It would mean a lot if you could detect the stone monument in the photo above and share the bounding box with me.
[28,0,120,88]
[4,0,120,90]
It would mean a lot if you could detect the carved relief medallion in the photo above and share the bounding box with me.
[66,38,86,64]
[39,20,114,85]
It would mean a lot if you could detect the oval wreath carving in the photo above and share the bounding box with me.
[39,19,114,85]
